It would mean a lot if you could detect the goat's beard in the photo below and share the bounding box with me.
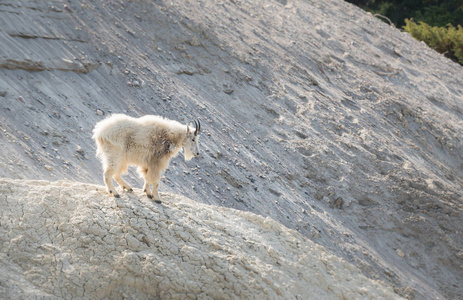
[184,149,194,161]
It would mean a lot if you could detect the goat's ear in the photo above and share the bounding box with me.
[186,125,190,134]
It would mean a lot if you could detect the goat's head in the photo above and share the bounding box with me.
[184,120,201,161]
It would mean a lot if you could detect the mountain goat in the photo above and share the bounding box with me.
[92,114,201,202]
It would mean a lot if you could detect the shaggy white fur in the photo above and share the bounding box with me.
[92,114,200,201]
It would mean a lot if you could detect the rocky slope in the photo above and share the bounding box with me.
[0,178,402,299]
[0,0,462,298]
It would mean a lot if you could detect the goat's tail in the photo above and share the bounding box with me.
[95,137,105,158]
[92,128,105,159]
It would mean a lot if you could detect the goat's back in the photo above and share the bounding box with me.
[92,114,139,146]
[137,115,186,133]
[93,114,186,148]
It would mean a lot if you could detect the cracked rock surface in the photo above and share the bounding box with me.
[0,178,401,299]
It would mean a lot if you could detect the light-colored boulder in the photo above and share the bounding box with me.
[0,178,401,299]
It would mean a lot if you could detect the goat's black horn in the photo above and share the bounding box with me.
[193,120,198,135]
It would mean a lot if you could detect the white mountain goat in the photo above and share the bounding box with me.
[92,114,200,202]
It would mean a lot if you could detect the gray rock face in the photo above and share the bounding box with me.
[0,178,402,299]
[0,0,462,298]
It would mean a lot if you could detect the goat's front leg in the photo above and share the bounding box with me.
[152,182,161,203]
[143,168,162,203]
[143,181,161,203]
[151,169,162,203]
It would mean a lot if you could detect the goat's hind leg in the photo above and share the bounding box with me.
[114,164,133,192]
[100,143,122,198]
[114,175,133,192]
[143,180,152,199]
[103,167,119,198]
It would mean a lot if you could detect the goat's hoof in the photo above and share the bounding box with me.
[155,200,162,204]
[110,191,120,198]
[147,194,153,199]
[128,188,133,192]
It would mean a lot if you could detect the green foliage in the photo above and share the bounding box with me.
[346,0,463,65]
[413,2,463,28]
[346,0,463,28]
[403,19,463,64]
